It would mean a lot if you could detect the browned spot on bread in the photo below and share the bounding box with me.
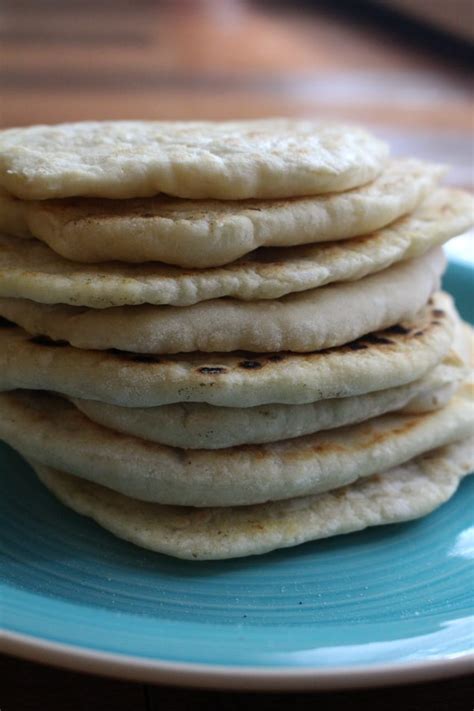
[29,335,68,348]
[362,418,422,447]
[310,442,347,454]
[363,334,394,345]
[103,349,163,364]
[386,324,410,335]
[333,486,350,498]
[432,309,445,318]
[346,341,368,351]
[198,366,227,375]
[239,360,263,369]
[128,354,161,364]
[251,449,268,460]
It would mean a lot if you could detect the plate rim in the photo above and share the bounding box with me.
[3,631,474,691]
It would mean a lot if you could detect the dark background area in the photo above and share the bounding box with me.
[2,653,474,710]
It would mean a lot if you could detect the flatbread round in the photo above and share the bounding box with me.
[72,323,470,449]
[1,159,441,268]
[73,360,465,449]
[0,120,388,200]
[0,189,468,308]
[0,377,472,507]
[30,437,474,559]
[0,292,456,406]
[0,248,445,353]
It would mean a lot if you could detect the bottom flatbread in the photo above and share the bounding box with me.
[30,437,474,560]
[1,379,472,507]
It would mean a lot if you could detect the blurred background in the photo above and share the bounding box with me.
[0,0,472,191]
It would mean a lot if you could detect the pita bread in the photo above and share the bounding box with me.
[0,159,442,268]
[0,292,456,407]
[0,376,471,507]
[0,120,388,200]
[73,360,466,449]
[72,321,470,449]
[0,248,445,353]
[0,190,468,308]
[29,437,474,559]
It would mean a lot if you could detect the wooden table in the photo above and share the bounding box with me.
[1,0,472,131]
[1,0,472,706]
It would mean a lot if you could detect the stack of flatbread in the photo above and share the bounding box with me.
[0,119,472,560]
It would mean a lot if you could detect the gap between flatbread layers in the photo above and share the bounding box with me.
[0,159,444,268]
[0,188,471,308]
[0,292,458,407]
[28,437,474,560]
[0,373,472,508]
[0,247,446,354]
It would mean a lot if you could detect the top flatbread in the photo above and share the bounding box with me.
[0,159,438,268]
[0,120,388,200]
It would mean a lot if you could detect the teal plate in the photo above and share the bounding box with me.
[1,258,473,690]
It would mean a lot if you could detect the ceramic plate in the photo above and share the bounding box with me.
[1,258,473,691]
